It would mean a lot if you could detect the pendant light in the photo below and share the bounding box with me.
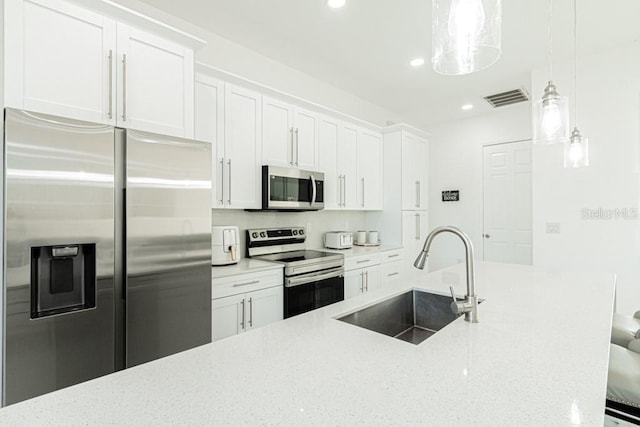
[533,0,569,144]
[564,0,588,168]
[431,0,502,75]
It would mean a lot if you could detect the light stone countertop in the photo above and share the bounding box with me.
[319,244,403,257]
[0,262,615,426]
[212,258,283,279]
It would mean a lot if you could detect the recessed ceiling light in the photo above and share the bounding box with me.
[327,0,346,8]
[461,104,474,111]
[410,58,425,67]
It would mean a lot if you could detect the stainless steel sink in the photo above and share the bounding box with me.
[337,290,465,345]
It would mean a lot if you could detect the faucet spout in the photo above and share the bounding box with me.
[413,226,479,323]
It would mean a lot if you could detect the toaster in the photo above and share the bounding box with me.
[324,232,353,249]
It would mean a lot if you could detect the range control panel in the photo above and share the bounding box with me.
[246,227,306,243]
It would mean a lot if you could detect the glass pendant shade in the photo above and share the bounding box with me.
[431,0,502,75]
[563,128,589,168]
[533,81,570,144]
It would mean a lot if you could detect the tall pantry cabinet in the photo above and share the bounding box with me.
[380,125,430,270]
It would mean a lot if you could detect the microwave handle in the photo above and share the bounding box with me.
[311,174,317,205]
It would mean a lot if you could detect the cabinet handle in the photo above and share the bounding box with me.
[233,279,259,287]
[240,299,245,330]
[357,259,371,264]
[290,127,294,165]
[227,159,232,205]
[108,50,113,119]
[219,158,224,205]
[341,175,346,207]
[361,177,365,208]
[364,270,369,291]
[387,254,400,258]
[121,54,127,121]
[387,272,399,277]
[360,272,364,292]
[248,297,253,327]
[415,213,420,240]
[416,181,420,208]
[295,128,299,166]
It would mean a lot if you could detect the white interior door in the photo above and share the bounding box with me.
[482,141,532,264]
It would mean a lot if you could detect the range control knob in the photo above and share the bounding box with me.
[260,232,266,238]
[299,229,305,236]
[293,230,298,236]
[251,232,258,239]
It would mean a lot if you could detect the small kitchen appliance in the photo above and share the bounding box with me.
[247,227,344,318]
[324,231,353,249]
[212,226,240,265]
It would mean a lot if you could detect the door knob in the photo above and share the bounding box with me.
[483,234,490,239]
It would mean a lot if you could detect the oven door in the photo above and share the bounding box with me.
[284,267,344,318]
[263,165,324,211]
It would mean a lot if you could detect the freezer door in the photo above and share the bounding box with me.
[3,109,115,405]
[125,130,212,367]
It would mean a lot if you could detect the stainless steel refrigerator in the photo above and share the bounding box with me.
[2,108,212,405]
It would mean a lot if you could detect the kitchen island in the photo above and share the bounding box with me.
[0,262,615,426]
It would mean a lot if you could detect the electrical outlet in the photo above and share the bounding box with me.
[546,222,561,234]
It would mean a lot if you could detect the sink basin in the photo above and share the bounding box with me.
[337,290,464,345]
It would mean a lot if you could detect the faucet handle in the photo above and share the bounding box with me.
[449,286,457,302]
[449,286,462,315]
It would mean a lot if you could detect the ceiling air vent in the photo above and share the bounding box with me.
[483,88,529,108]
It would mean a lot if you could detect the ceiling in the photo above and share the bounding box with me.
[139,0,640,128]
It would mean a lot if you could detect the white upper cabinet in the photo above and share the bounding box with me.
[195,73,224,207]
[223,83,261,210]
[338,123,359,209]
[116,24,194,138]
[401,133,429,210]
[5,0,116,124]
[357,128,383,210]
[5,0,197,138]
[317,115,339,210]
[262,96,318,170]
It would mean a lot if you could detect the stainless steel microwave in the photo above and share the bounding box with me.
[262,165,324,211]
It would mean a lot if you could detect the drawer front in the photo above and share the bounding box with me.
[345,253,381,271]
[212,269,283,299]
[381,249,402,264]
[380,260,403,282]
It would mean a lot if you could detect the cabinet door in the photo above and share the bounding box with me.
[402,211,429,270]
[224,84,261,209]
[357,129,383,210]
[344,269,364,300]
[5,0,116,124]
[211,294,246,341]
[262,96,293,168]
[402,134,429,210]
[293,106,318,170]
[117,24,194,138]
[338,123,359,209]
[318,115,340,210]
[195,74,224,208]
[246,286,283,331]
[364,265,381,293]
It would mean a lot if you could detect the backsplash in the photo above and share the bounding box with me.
[212,210,369,258]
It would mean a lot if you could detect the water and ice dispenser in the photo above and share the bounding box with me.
[30,243,97,319]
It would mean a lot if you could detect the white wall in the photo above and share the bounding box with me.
[532,42,640,315]
[212,210,368,258]
[427,103,532,271]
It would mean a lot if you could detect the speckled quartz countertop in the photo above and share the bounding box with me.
[319,244,402,257]
[0,262,615,426]
[212,257,283,279]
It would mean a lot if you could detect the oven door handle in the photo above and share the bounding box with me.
[285,268,344,288]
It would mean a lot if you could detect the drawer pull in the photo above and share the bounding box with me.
[357,259,371,264]
[387,272,399,277]
[233,279,260,287]
[387,254,400,258]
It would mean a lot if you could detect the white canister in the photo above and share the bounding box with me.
[367,231,379,244]
[356,230,367,244]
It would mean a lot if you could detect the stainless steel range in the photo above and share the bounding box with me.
[247,227,344,318]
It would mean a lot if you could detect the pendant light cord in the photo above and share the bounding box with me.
[573,0,578,127]
[548,0,553,79]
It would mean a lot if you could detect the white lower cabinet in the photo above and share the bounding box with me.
[211,269,283,341]
[344,265,380,299]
